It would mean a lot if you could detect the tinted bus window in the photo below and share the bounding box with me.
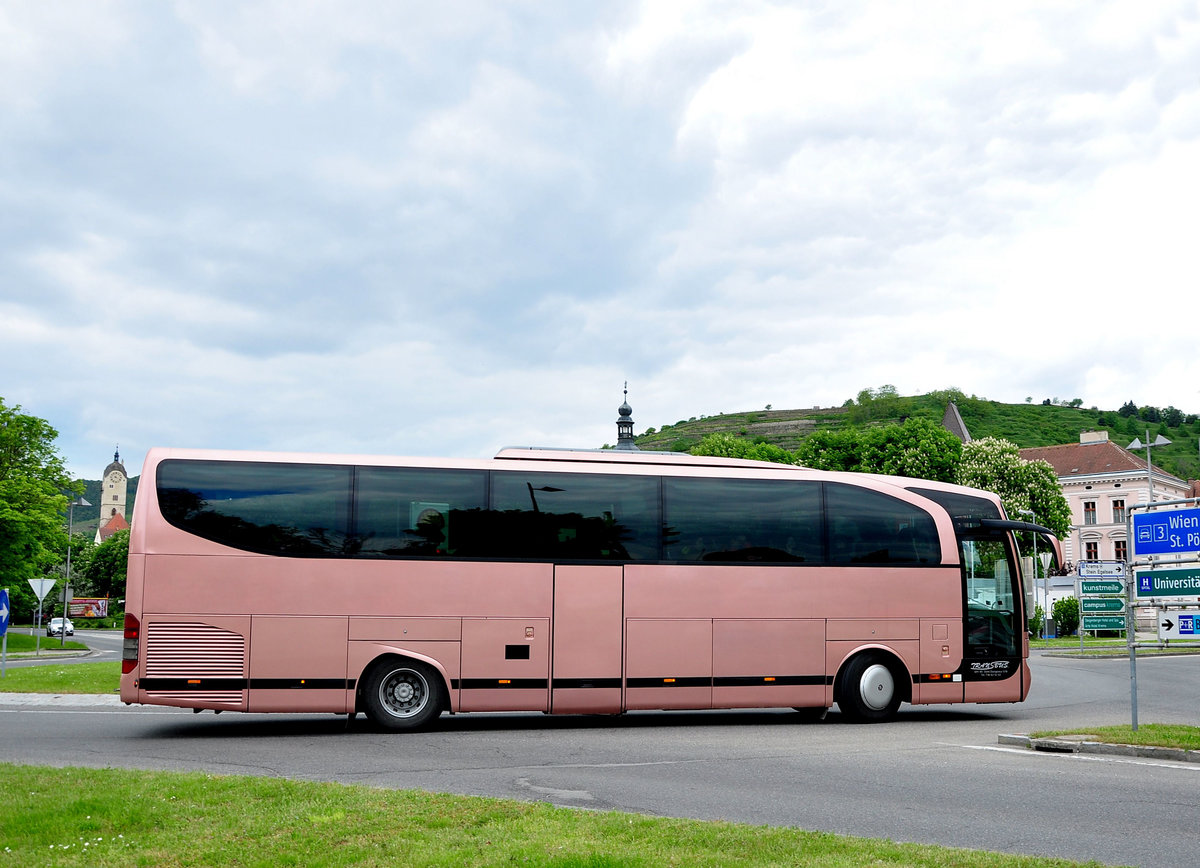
[825,482,940,565]
[354,467,488,557]
[663,477,821,563]
[489,471,659,561]
[157,460,352,556]
[907,487,1002,522]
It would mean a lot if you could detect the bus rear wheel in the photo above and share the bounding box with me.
[362,659,444,731]
[837,653,902,723]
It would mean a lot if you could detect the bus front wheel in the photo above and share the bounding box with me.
[362,659,444,731]
[837,653,903,723]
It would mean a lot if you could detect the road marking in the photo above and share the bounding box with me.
[960,743,1200,771]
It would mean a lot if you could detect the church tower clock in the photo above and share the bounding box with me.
[101,448,128,522]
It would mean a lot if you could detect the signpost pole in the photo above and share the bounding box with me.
[1,587,9,678]
[1127,573,1138,731]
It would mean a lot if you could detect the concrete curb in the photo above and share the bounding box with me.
[0,692,124,706]
[999,733,1200,764]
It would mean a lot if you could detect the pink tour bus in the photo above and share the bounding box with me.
[120,446,1060,730]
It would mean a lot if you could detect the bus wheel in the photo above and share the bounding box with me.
[837,653,902,723]
[362,659,443,731]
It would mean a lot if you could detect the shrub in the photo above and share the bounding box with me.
[1028,603,1045,637]
[1053,597,1080,637]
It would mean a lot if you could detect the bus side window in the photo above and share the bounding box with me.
[662,477,820,563]
[825,483,939,565]
[354,467,487,557]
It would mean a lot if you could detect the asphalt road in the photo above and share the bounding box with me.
[2,644,1198,867]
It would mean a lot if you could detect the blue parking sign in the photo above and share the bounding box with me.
[1132,507,1200,556]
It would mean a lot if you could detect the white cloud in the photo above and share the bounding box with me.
[2,1,1199,480]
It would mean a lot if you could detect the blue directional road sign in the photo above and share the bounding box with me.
[1132,507,1200,556]
[0,588,9,637]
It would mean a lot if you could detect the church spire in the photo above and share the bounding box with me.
[615,383,639,450]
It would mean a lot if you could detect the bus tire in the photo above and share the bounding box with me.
[836,652,903,723]
[362,658,444,731]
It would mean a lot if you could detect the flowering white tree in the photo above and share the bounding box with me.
[955,437,1071,537]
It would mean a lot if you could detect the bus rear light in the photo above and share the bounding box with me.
[121,613,140,675]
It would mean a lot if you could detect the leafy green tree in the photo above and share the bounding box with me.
[1028,603,1045,637]
[795,418,962,482]
[1163,406,1184,427]
[79,528,129,601]
[1118,401,1138,418]
[689,433,799,465]
[1,398,79,620]
[955,437,1071,538]
[858,418,962,482]
[793,428,864,472]
[1052,597,1080,637]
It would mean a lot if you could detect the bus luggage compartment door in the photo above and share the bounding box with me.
[460,617,550,711]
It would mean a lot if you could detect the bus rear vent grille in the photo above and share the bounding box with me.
[145,622,245,704]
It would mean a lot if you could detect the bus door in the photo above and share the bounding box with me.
[550,565,623,714]
[959,528,1025,701]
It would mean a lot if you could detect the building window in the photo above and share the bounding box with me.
[1114,540,1127,562]
[1112,500,1126,523]
[1083,501,1097,525]
[1085,541,1099,560]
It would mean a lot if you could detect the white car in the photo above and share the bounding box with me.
[47,617,74,637]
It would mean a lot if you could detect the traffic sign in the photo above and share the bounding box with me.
[0,588,9,637]
[1135,567,1200,598]
[1082,614,1127,631]
[1078,561,1126,578]
[1132,507,1200,556]
[1080,597,1125,613]
[1157,613,1197,641]
[27,578,56,603]
[1080,579,1124,596]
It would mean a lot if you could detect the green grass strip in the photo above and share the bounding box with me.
[0,764,1114,867]
[0,661,120,694]
[1031,723,1200,751]
[2,632,89,653]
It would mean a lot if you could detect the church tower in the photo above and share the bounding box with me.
[615,384,639,451]
[101,447,128,522]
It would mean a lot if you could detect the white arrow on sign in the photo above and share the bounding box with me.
[0,599,8,624]
[27,578,56,603]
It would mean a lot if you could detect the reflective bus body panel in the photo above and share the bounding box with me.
[120,447,1033,720]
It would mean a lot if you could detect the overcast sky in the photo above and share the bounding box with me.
[3,1,1198,481]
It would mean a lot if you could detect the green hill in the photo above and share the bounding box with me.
[633,390,1200,482]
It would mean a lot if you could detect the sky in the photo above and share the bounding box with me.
[3,1,1199,481]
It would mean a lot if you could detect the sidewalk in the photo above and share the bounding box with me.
[0,692,124,706]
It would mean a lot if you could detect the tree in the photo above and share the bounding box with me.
[1140,405,1161,423]
[79,528,129,602]
[1118,401,1138,418]
[793,428,865,472]
[857,417,962,482]
[955,437,1071,538]
[1053,597,1080,637]
[689,433,799,465]
[1163,406,1184,427]
[0,398,79,620]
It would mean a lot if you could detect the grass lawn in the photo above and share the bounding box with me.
[2,631,89,653]
[1030,723,1200,752]
[0,661,120,694]
[0,764,1114,867]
